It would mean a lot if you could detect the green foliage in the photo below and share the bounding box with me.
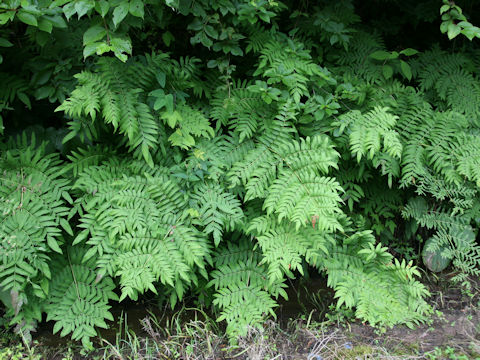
[317,220,430,329]
[46,247,118,349]
[440,0,480,40]
[422,237,451,272]
[71,156,212,305]
[1,0,480,348]
[208,239,287,336]
[0,135,70,326]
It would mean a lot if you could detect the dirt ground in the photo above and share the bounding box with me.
[5,275,479,359]
[235,275,480,360]
[312,277,479,359]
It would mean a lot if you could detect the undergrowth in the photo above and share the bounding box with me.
[0,0,479,348]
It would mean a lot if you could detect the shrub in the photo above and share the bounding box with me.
[0,0,479,348]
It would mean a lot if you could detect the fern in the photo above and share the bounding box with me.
[248,216,332,281]
[161,104,215,149]
[415,49,480,117]
[334,106,402,163]
[208,239,287,337]
[46,247,118,349]
[264,171,343,231]
[320,224,431,328]
[402,197,480,280]
[71,155,211,304]
[229,135,339,199]
[0,136,70,299]
[57,59,160,166]
[210,80,269,142]
[4,0,480,346]
[334,31,385,83]
[254,38,333,103]
[191,183,244,246]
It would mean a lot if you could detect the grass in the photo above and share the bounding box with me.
[1,314,479,360]
[101,307,227,360]
[1,275,479,359]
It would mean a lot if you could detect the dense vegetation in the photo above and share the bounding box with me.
[0,0,480,349]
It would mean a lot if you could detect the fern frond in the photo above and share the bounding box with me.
[161,104,214,149]
[334,31,385,83]
[209,240,287,336]
[57,59,160,166]
[335,107,402,162]
[248,216,332,281]
[67,146,113,177]
[254,39,330,103]
[264,171,344,231]
[114,230,191,300]
[416,49,480,117]
[210,80,268,142]
[46,247,118,349]
[229,135,339,201]
[0,140,71,294]
[191,183,244,246]
[72,157,211,302]
[320,229,431,328]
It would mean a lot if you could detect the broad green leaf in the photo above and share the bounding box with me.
[164,109,181,128]
[44,15,67,28]
[0,38,13,47]
[95,42,111,55]
[17,11,38,26]
[440,20,449,33]
[370,50,392,61]
[0,13,15,25]
[110,37,132,55]
[95,0,110,17]
[18,3,42,16]
[440,4,450,14]
[113,2,129,27]
[149,89,165,97]
[74,0,95,18]
[162,31,174,46]
[154,98,166,110]
[38,18,53,33]
[382,64,393,79]
[49,0,71,7]
[165,93,174,113]
[400,48,418,56]
[400,60,412,81]
[83,43,100,58]
[83,25,107,45]
[447,23,461,39]
[63,3,76,20]
[129,0,144,18]
[115,52,128,62]
[204,25,219,39]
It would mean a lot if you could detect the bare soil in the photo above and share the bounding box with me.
[7,275,480,359]
[291,275,480,359]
